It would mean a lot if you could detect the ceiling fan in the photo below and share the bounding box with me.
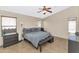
[38,6,52,15]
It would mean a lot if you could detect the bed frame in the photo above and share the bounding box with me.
[24,35,54,52]
[23,27,54,52]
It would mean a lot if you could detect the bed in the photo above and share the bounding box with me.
[23,28,54,52]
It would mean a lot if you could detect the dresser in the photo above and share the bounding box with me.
[3,33,18,48]
[69,34,79,53]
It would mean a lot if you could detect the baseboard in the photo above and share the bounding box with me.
[18,40,23,42]
[54,36,68,40]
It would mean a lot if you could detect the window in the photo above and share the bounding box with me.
[38,21,41,27]
[2,16,17,34]
[38,20,43,27]
[68,20,76,34]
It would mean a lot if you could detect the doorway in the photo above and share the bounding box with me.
[68,17,76,41]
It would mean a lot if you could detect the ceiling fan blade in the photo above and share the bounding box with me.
[48,11,52,13]
[45,9,52,13]
[47,8,51,9]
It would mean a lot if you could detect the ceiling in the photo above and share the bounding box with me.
[0,6,70,19]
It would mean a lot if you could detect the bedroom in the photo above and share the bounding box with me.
[0,6,79,53]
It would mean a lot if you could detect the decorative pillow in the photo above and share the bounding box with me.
[32,28,41,32]
[23,28,32,34]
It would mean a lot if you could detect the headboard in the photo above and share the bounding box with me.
[23,28,42,33]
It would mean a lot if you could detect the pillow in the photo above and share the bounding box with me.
[23,28,41,34]
[32,28,41,32]
[23,28,32,34]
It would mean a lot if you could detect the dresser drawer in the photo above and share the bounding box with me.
[3,37,18,44]
[3,34,18,39]
[3,40,18,48]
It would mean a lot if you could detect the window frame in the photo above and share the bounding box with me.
[68,17,77,34]
[68,20,76,33]
[1,16,17,36]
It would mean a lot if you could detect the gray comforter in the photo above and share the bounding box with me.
[24,31,50,48]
